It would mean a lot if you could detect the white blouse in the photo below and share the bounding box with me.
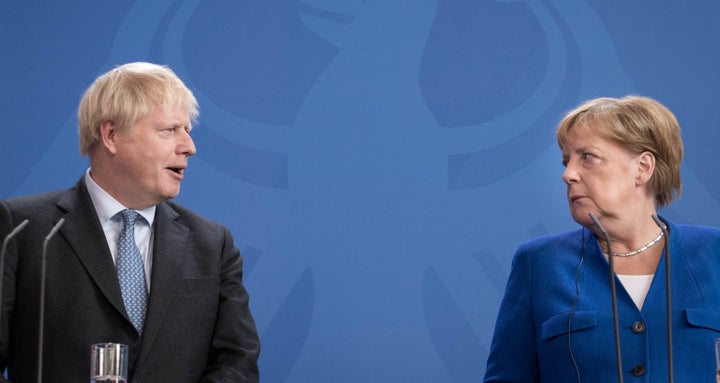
[617,274,654,310]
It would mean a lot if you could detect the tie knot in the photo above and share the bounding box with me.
[120,209,140,227]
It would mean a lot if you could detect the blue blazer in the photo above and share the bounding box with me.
[484,219,720,382]
[0,177,260,382]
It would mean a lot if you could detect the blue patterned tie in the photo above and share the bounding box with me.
[117,209,148,333]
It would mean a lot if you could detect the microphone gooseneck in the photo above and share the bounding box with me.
[652,214,674,383]
[588,212,624,383]
[0,219,30,261]
[0,219,30,329]
[37,218,65,383]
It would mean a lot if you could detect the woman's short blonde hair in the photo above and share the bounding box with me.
[556,95,683,208]
[78,62,199,156]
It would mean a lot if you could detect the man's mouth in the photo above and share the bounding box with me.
[167,166,185,176]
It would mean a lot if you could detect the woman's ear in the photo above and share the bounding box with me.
[636,151,656,186]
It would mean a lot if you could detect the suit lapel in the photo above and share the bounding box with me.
[134,202,187,366]
[57,180,190,369]
[56,179,127,319]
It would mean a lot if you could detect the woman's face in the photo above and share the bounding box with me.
[561,123,642,227]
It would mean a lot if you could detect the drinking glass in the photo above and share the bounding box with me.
[90,343,128,383]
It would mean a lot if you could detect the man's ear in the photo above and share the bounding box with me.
[636,151,656,186]
[99,121,118,154]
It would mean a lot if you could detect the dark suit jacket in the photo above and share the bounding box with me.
[0,177,260,382]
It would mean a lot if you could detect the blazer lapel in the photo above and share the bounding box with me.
[56,178,127,320]
[133,202,187,366]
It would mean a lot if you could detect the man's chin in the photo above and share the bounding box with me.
[160,187,181,202]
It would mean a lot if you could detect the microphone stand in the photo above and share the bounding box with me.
[652,215,673,383]
[589,212,624,383]
[0,219,30,327]
[37,218,65,383]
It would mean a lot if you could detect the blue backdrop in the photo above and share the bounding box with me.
[2,1,720,381]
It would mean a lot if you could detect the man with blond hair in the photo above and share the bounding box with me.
[0,62,260,382]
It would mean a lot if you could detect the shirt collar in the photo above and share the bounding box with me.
[84,168,156,226]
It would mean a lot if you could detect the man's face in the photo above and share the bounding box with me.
[111,104,196,209]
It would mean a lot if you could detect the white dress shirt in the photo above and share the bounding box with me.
[84,169,155,290]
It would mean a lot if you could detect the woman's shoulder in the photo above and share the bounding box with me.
[518,229,585,252]
[512,229,588,267]
[509,229,588,275]
[669,220,720,246]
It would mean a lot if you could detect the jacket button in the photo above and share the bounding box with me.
[632,321,646,333]
[631,365,646,377]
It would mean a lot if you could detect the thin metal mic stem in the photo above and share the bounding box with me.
[37,218,64,383]
[0,219,30,332]
[588,212,624,383]
[652,214,673,383]
[0,219,29,261]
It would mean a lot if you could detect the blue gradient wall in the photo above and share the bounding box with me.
[2,1,719,381]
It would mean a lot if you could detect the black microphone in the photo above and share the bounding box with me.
[37,218,65,383]
[652,214,673,383]
[588,212,624,383]
[0,219,30,325]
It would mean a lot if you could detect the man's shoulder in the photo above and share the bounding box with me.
[161,200,224,230]
[2,188,70,211]
[2,177,84,210]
